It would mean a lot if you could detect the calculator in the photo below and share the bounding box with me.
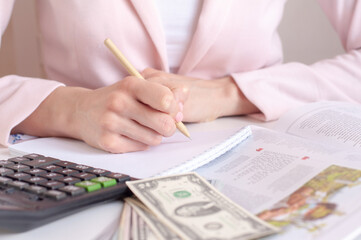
[0,153,133,232]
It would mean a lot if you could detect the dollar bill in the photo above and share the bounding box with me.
[130,206,159,240]
[118,202,132,240]
[131,207,139,239]
[127,172,279,240]
[125,197,181,240]
[138,213,159,240]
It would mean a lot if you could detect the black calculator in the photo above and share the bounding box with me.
[0,153,133,232]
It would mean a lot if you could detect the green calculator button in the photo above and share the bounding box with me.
[91,177,116,188]
[75,181,101,192]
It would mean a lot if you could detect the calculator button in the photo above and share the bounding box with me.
[0,160,15,168]
[40,164,62,172]
[7,164,30,172]
[58,176,81,185]
[59,185,86,196]
[86,168,110,176]
[40,181,65,190]
[91,177,116,188]
[44,190,67,200]
[25,168,48,176]
[73,172,96,181]
[24,177,48,185]
[26,193,40,201]
[43,172,64,180]
[4,187,15,194]
[70,164,93,172]
[55,161,76,168]
[0,176,12,185]
[0,168,14,176]
[23,153,44,160]
[75,181,101,192]
[7,157,30,164]
[23,157,59,168]
[55,169,80,176]
[8,181,29,190]
[25,185,47,194]
[106,173,130,182]
[7,172,32,180]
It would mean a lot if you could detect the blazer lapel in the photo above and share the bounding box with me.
[177,0,234,75]
[130,0,169,71]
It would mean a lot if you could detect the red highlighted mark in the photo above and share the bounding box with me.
[256,148,263,152]
[301,156,310,160]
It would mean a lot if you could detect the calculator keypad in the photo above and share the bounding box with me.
[0,154,130,201]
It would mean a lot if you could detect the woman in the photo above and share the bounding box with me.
[1,0,360,153]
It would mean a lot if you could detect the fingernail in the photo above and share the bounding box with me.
[178,102,184,112]
[175,112,183,122]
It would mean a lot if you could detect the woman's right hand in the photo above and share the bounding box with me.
[12,76,187,153]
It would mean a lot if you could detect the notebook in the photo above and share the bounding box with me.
[9,126,252,178]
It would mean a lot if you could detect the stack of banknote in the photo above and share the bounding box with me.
[119,172,278,240]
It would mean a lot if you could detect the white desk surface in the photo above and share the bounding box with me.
[0,117,275,240]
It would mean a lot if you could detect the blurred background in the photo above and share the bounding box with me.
[0,0,345,78]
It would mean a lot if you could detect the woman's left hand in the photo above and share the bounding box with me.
[142,68,259,123]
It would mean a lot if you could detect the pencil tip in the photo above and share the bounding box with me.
[175,121,191,139]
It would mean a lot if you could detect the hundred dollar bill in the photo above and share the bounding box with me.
[127,172,279,240]
[125,197,181,240]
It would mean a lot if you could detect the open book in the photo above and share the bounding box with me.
[9,124,252,179]
[195,101,361,240]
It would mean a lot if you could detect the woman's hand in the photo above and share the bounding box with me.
[142,68,259,122]
[12,76,187,153]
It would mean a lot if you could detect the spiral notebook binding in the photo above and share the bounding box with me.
[156,126,252,177]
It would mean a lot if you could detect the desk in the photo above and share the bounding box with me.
[0,116,274,240]
[2,116,361,240]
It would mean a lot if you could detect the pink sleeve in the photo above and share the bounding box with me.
[232,0,361,121]
[0,1,63,146]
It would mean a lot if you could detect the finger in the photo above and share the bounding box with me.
[142,67,194,82]
[119,120,164,146]
[123,76,178,115]
[126,99,177,137]
[141,67,160,79]
[141,68,190,103]
[96,132,149,153]
[103,89,177,136]
[146,76,189,103]
[98,111,165,145]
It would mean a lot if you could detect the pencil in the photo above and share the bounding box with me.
[104,38,191,139]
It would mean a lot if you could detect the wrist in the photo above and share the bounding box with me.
[50,86,91,139]
[214,76,259,117]
[12,86,90,140]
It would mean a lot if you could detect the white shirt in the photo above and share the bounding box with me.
[155,0,202,73]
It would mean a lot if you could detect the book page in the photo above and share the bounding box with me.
[274,101,361,151]
[196,126,361,240]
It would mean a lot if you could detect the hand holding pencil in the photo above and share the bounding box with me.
[104,38,191,139]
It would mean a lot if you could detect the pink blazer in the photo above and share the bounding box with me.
[1,0,361,146]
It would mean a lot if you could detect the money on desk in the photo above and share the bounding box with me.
[124,172,278,240]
